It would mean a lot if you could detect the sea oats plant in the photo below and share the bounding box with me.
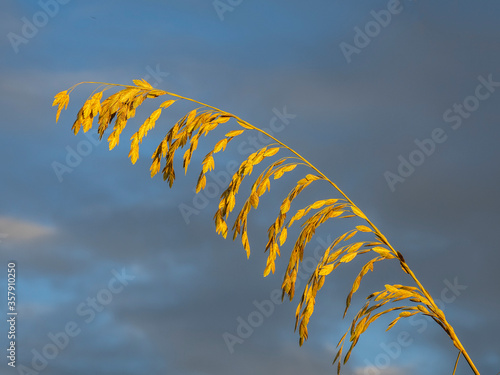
[54,80,480,375]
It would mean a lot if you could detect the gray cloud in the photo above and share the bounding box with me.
[1,1,499,374]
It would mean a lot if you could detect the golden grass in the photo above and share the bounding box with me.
[53,80,480,375]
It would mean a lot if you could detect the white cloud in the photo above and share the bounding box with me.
[0,216,55,242]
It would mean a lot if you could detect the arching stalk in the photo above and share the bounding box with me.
[53,80,480,374]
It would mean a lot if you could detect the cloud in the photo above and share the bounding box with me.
[2,2,500,374]
[354,366,408,375]
[0,215,55,242]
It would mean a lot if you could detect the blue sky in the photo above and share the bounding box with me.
[1,1,500,374]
